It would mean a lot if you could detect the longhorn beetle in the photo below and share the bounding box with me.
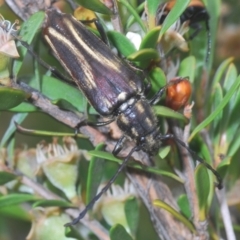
[41,8,222,226]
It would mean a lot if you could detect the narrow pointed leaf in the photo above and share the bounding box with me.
[159,0,190,38]
[177,194,191,219]
[195,164,210,221]
[13,11,45,76]
[0,172,17,185]
[108,31,137,57]
[86,144,105,205]
[32,199,74,208]
[124,197,139,235]
[0,194,39,207]
[0,87,30,110]
[189,75,240,141]
[110,224,133,240]
[153,199,195,233]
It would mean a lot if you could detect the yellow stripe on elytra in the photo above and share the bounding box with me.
[65,18,122,75]
[46,26,97,89]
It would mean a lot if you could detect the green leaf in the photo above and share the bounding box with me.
[13,11,45,76]
[158,146,171,159]
[227,148,240,187]
[0,194,39,208]
[0,87,30,110]
[127,48,160,62]
[26,75,88,113]
[153,105,189,124]
[178,56,196,83]
[217,156,231,179]
[107,31,137,57]
[228,128,240,157]
[76,0,111,15]
[41,75,87,113]
[124,197,139,235]
[189,23,208,76]
[149,67,167,95]
[153,199,195,233]
[195,164,210,221]
[159,0,190,38]
[219,64,238,137]
[88,150,183,183]
[0,113,28,148]
[211,57,234,90]
[118,0,146,32]
[189,75,240,141]
[52,99,80,112]
[15,123,86,138]
[86,144,105,205]
[146,0,162,16]
[15,123,87,138]
[0,172,17,185]
[0,205,30,221]
[140,26,161,49]
[177,194,191,219]
[0,55,10,78]
[204,0,221,71]
[211,83,223,145]
[32,199,74,208]
[65,225,84,240]
[146,0,164,29]
[10,102,37,112]
[197,140,215,206]
[125,2,145,30]
[110,224,133,240]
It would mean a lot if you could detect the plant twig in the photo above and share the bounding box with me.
[216,188,236,240]
[169,119,201,236]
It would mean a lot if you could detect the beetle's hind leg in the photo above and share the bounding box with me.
[158,133,223,190]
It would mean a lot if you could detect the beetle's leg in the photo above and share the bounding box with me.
[64,145,141,226]
[144,75,152,95]
[188,22,202,40]
[149,77,185,105]
[158,133,223,190]
[149,85,167,105]
[112,135,126,156]
[76,118,115,128]
[15,37,74,84]
[75,117,115,134]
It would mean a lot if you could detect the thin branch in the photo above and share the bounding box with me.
[5,0,51,20]
[169,119,201,236]
[111,0,123,33]
[216,183,236,240]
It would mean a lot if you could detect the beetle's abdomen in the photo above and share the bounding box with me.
[117,98,161,153]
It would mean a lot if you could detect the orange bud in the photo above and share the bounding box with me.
[166,77,192,110]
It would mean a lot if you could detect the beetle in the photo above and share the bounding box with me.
[156,0,210,61]
[42,8,222,226]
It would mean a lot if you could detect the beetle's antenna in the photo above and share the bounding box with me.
[14,36,73,83]
[205,20,211,65]
[64,145,141,226]
[158,134,223,189]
